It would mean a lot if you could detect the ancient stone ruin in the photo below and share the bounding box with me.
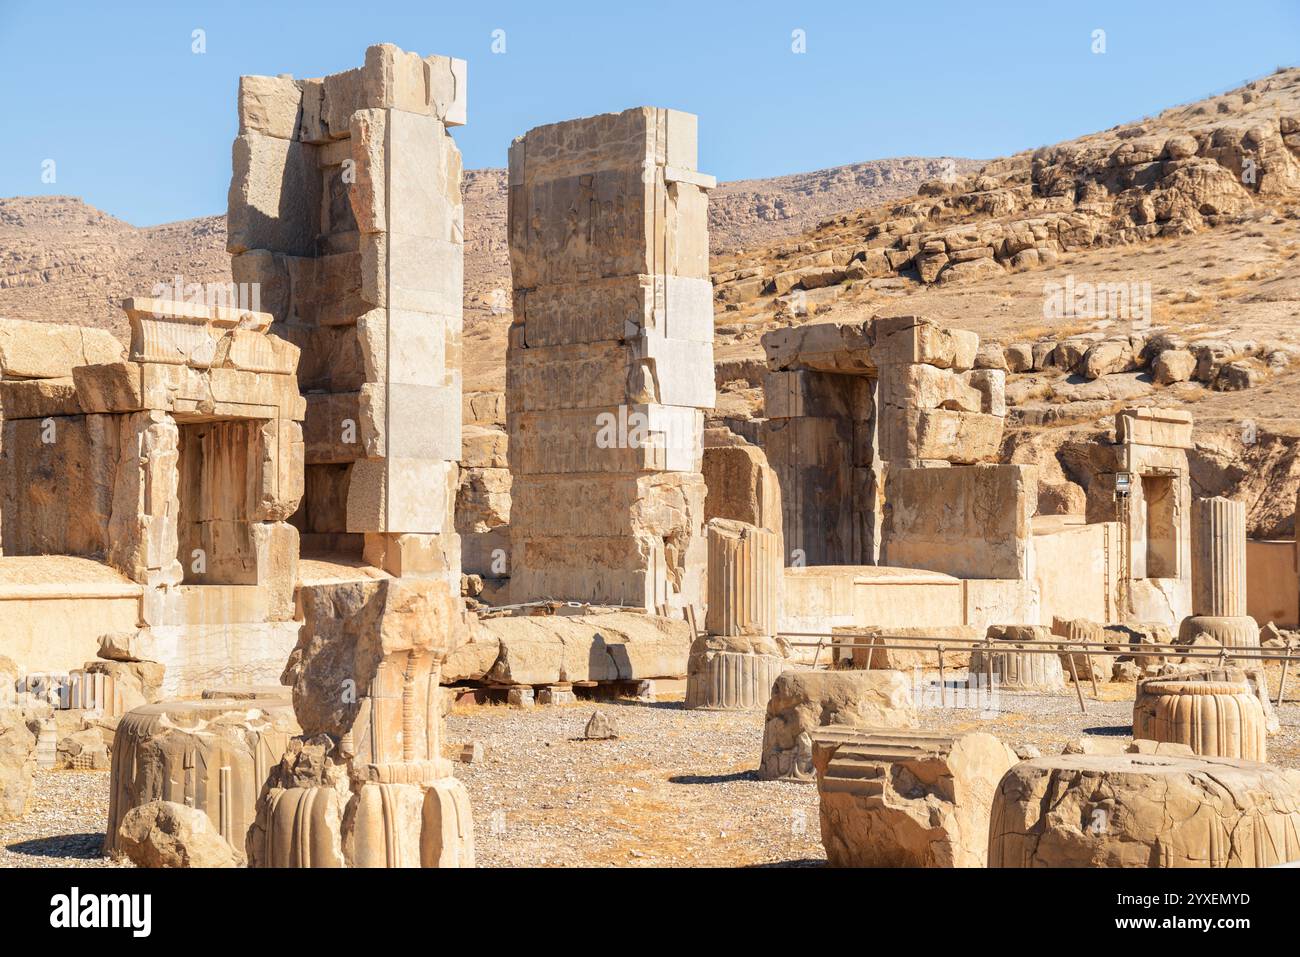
[0,39,1297,879]
[506,107,715,615]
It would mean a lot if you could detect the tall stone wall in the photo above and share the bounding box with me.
[758,315,1004,566]
[228,43,467,587]
[506,107,715,613]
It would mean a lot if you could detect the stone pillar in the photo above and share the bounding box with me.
[705,519,779,637]
[688,518,787,711]
[506,107,715,615]
[1192,496,1247,617]
[228,43,466,588]
[247,577,474,868]
[1181,496,1257,648]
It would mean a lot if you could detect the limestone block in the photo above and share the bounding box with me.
[252,522,299,621]
[362,531,460,582]
[71,362,146,413]
[0,706,38,822]
[902,408,1003,463]
[1132,678,1267,760]
[514,275,713,349]
[0,318,123,380]
[478,613,691,686]
[1177,615,1259,649]
[104,698,298,858]
[814,728,1017,867]
[509,108,709,288]
[455,467,511,532]
[253,418,304,522]
[117,800,242,868]
[1050,616,1112,681]
[882,465,1034,580]
[0,376,82,419]
[1116,406,1193,449]
[759,670,916,781]
[0,413,123,557]
[705,519,780,637]
[227,132,322,256]
[685,635,790,711]
[873,315,978,370]
[237,74,303,140]
[511,338,714,413]
[701,443,782,535]
[345,457,457,535]
[463,391,506,427]
[461,426,509,469]
[509,405,704,475]
[989,753,1300,867]
[761,320,876,374]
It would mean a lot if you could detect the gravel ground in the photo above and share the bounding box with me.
[3,677,1298,868]
[0,770,123,867]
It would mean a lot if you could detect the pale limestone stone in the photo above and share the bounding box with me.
[759,670,916,781]
[0,318,123,380]
[105,698,298,859]
[989,753,1300,867]
[117,800,242,868]
[814,727,1016,867]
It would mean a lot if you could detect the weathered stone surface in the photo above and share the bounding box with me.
[759,670,916,781]
[0,706,38,822]
[989,753,1300,867]
[104,698,298,858]
[584,710,618,739]
[0,318,123,380]
[685,634,791,711]
[705,519,780,637]
[507,106,712,616]
[117,800,242,868]
[476,612,690,686]
[815,728,1016,867]
[287,577,467,740]
[970,626,1066,691]
[1133,677,1268,760]
[1050,616,1112,681]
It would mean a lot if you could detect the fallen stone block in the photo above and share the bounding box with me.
[117,800,241,868]
[759,670,916,781]
[989,753,1300,867]
[814,727,1016,867]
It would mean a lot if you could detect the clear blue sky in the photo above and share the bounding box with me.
[1,0,1296,225]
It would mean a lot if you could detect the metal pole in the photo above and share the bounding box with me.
[1278,657,1290,708]
[1066,651,1087,715]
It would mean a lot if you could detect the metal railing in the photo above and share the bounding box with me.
[776,629,1299,715]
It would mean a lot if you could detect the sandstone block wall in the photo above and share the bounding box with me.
[506,107,715,613]
[758,316,1004,566]
[229,43,467,587]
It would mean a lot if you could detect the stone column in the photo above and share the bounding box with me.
[1192,496,1246,616]
[705,519,779,637]
[229,43,467,589]
[247,576,474,868]
[1181,496,1257,648]
[506,107,715,615]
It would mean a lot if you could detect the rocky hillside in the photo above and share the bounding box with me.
[4,70,1300,533]
[0,156,974,345]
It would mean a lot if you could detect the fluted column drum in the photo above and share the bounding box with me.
[705,519,780,637]
[1134,679,1267,761]
[105,699,298,857]
[1192,496,1247,618]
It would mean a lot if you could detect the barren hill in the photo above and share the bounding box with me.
[3,70,1300,532]
[0,156,975,345]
